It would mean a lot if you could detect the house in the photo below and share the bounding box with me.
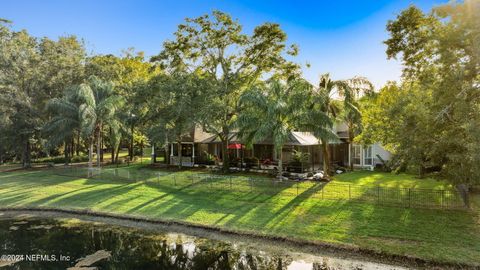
[167,124,391,171]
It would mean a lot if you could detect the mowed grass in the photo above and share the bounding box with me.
[333,171,453,189]
[0,167,479,266]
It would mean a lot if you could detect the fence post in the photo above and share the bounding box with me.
[349,185,351,200]
[441,189,445,208]
[377,186,380,204]
[408,188,411,208]
[296,181,299,196]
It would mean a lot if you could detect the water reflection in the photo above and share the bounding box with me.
[0,216,403,270]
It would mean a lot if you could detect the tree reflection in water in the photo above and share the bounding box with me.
[0,217,310,270]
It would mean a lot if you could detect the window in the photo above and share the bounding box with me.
[364,146,372,165]
[353,145,361,165]
[181,144,193,157]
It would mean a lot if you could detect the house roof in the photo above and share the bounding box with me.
[200,131,322,146]
[337,131,349,139]
[193,126,214,143]
[200,132,239,144]
[286,132,321,146]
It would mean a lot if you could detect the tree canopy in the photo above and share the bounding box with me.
[153,10,300,171]
[361,1,480,186]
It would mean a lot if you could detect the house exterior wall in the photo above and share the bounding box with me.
[351,143,391,169]
[165,123,392,171]
[333,121,348,132]
[372,143,391,165]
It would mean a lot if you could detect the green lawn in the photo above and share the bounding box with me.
[0,167,479,266]
[0,164,22,172]
[333,171,453,189]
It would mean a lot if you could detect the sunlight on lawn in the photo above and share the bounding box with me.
[333,171,452,190]
[0,167,478,264]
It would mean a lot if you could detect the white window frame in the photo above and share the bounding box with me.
[353,145,362,165]
[364,145,373,166]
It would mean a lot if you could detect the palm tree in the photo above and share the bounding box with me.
[238,79,311,177]
[297,75,339,176]
[86,76,122,168]
[44,84,96,165]
[330,76,373,170]
[305,74,373,174]
[107,116,124,164]
[46,76,121,169]
[44,96,78,165]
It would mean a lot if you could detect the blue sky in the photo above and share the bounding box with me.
[2,0,446,88]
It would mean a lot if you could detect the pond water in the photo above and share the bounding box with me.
[0,212,409,270]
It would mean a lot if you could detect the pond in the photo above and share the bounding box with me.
[0,211,408,270]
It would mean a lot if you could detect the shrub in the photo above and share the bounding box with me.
[34,155,89,164]
[203,151,216,165]
[244,157,259,168]
[287,150,310,172]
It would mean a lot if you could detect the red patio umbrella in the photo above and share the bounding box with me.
[227,143,244,149]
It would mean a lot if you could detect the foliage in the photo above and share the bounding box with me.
[0,21,86,167]
[153,11,300,171]
[86,51,161,160]
[243,157,259,168]
[287,150,310,173]
[361,1,480,185]
[238,79,310,175]
[291,150,310,163]
[297,74,340,175]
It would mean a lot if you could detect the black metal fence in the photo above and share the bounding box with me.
[52,166,465,210]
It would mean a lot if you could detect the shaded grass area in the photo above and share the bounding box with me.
[0,167,479,266]
[65,166,463,208]
[0,164,22,172]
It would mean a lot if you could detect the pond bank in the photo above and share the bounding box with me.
[0,207,474,269]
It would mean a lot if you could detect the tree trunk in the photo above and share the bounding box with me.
[87,140,94,178]
[76,132,80,156]
[177,141,182,168]
[164,144,169,164]
[130,123,134,159]
[64,141,69,165]
[321,143,330,176]
[151,143,156,163]
[111,146,115,164]
[457,184,470,208]
[277,146,283,177]
[100,126,104,162]
[115,145,120,164]
[70,137,74,158]
[22,139,31,168]
[96,126,101,167]
[348,131,354,171]
[221,127,230,172]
